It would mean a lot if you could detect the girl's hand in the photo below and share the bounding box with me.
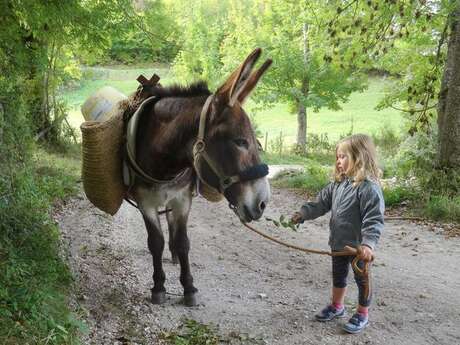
[290,212,303,224]
[359,245,374,262]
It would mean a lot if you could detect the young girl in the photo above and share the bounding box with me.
[291,134,384,334]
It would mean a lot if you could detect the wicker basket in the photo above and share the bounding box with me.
[80,109,126,215]
[199,182,224,202]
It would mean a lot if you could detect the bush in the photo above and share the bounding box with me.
[372,125,402,157]
[424,195,460,222]
[0,147,83,344]
[307,133,334,153]
[273,163,330,194]
[388,130,436,178]
[383,186,418,207]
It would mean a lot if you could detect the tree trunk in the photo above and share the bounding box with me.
[437,5,460,168]
[296,23,309,154]
[297,103,307,153]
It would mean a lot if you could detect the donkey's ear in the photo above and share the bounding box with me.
[234,59,272,104]
[215,48,262,105]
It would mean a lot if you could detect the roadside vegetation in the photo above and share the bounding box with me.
[266,126,460,223]
[0,145,82,344]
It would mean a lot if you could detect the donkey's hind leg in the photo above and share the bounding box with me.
[168,226,179,265]
[140,207,167,304]
[166,195,198,307]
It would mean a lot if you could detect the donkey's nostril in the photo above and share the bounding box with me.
[259,201,266,211]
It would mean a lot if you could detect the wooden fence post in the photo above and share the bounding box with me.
[279,131,283,157]
[264,132,268,152]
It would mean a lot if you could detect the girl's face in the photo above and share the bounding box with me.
[336,147,350,175]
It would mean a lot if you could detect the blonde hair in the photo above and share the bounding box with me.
[334,134,381,186]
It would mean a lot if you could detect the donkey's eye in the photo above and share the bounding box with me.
[233,138,249,149]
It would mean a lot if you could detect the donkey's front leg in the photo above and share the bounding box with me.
[166,196,198,307]
[140,209,167,304]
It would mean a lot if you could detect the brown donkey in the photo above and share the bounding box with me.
[128,48,272,306]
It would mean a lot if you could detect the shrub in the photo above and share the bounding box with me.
[382,186,418,207]
[307,133,334,153]
[389,130,436,178]
[372,125,402,156]
[424,195,460,222]
[273,163,330,194]
[0,148,82,344]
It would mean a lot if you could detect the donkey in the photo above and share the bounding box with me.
[128,48,272,306]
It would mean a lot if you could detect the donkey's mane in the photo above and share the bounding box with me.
[154,81,211,98]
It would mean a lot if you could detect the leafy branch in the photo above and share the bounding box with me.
[265,215,300,232]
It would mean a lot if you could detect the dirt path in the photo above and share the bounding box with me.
[57,186,460,345]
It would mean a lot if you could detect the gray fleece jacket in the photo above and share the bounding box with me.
[300,178,385,251]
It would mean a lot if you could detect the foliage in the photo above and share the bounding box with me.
[382,186,418,207]
[160,318,220,345]
[272,163,330,195]
[170,0,229,88]
[424,195,460,222]
[265,215,300,231]
[322,0,456,134]
[0,147,82,344]
[170,0,366,124]
[384,129,432,177]
[221,1,367,111]
[105,0,179,64]
[0,2,120,343]
[372,124,403,157]
[268,132,285,155]
[308,133,334,153]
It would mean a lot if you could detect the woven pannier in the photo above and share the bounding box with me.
[80,109,126,215]
[198,183,224,202]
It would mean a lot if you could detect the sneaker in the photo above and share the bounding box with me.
[315,305,346,322]
[343,313,369,334]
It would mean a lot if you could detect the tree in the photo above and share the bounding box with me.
[221,0,366,153]
[170,0,366,153]
[104,0,180,64]
[437,3,460,168]
[0,0,153,145]
[170,0,230,88]
[320,0,460,169]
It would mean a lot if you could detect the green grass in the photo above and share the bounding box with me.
[251,78,403,146]
[160,319,220,345]
[262,151,335,166]
[0,145,84,345]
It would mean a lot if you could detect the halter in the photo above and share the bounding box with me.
[192,95,269,195]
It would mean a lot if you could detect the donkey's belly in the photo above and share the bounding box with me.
[135,182,193,210]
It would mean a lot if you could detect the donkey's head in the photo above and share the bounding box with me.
[193,48,272,222]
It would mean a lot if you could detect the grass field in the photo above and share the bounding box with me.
[62,66,404,146]
[249,78,404,147]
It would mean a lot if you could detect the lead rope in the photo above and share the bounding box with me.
[239,221,372,276]
[239,220,372,300]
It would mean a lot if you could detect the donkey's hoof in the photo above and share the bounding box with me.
[183,292,198,307]
[151,290,166,304]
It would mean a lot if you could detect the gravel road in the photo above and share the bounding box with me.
[57,185,460,345]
